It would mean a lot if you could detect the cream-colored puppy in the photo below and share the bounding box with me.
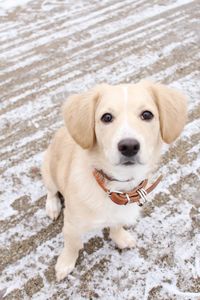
[41,81,187,281]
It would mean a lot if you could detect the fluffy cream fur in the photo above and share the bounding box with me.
[41,80,187,281]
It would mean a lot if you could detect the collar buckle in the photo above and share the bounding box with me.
[125,193,131,204]
[137,188,148,206]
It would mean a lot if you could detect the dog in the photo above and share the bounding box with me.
[41,80,187,281]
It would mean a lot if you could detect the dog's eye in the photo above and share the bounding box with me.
[101,113,113,123]
[140,110,154,121]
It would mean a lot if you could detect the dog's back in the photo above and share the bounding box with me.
[42,127,75,196]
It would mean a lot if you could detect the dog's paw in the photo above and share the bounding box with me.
[46,195,61,220]
[55,253,75,281]
[110,228,135,249]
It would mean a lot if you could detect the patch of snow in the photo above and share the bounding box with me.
[0,0,33,16]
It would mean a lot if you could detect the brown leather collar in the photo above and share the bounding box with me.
[93,169,162,206]
[97,169,134,182]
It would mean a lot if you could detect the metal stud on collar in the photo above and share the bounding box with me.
[107,190,123,197]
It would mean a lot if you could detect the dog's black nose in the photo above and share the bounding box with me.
[118,139,140,157]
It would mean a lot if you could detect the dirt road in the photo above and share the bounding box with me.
[0,0,200,299]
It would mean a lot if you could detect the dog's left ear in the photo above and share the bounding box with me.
[144,81,187,144]
[63,85,107,149]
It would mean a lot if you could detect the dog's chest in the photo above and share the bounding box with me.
[87,181,141,228]
[94,198,140,228]
[70,170,142,229]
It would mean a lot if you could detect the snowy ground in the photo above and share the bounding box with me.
[0,0,200,299]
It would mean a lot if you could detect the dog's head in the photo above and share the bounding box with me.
[63,81,187,174]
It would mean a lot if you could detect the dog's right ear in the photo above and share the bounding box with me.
[63,86,105,149]
[141,80,187,144]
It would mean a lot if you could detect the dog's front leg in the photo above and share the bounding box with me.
[110,226,135,249]
[55,221,83,281]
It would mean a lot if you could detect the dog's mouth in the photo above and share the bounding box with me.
[119,156,144,166]
[122,161,135,166]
